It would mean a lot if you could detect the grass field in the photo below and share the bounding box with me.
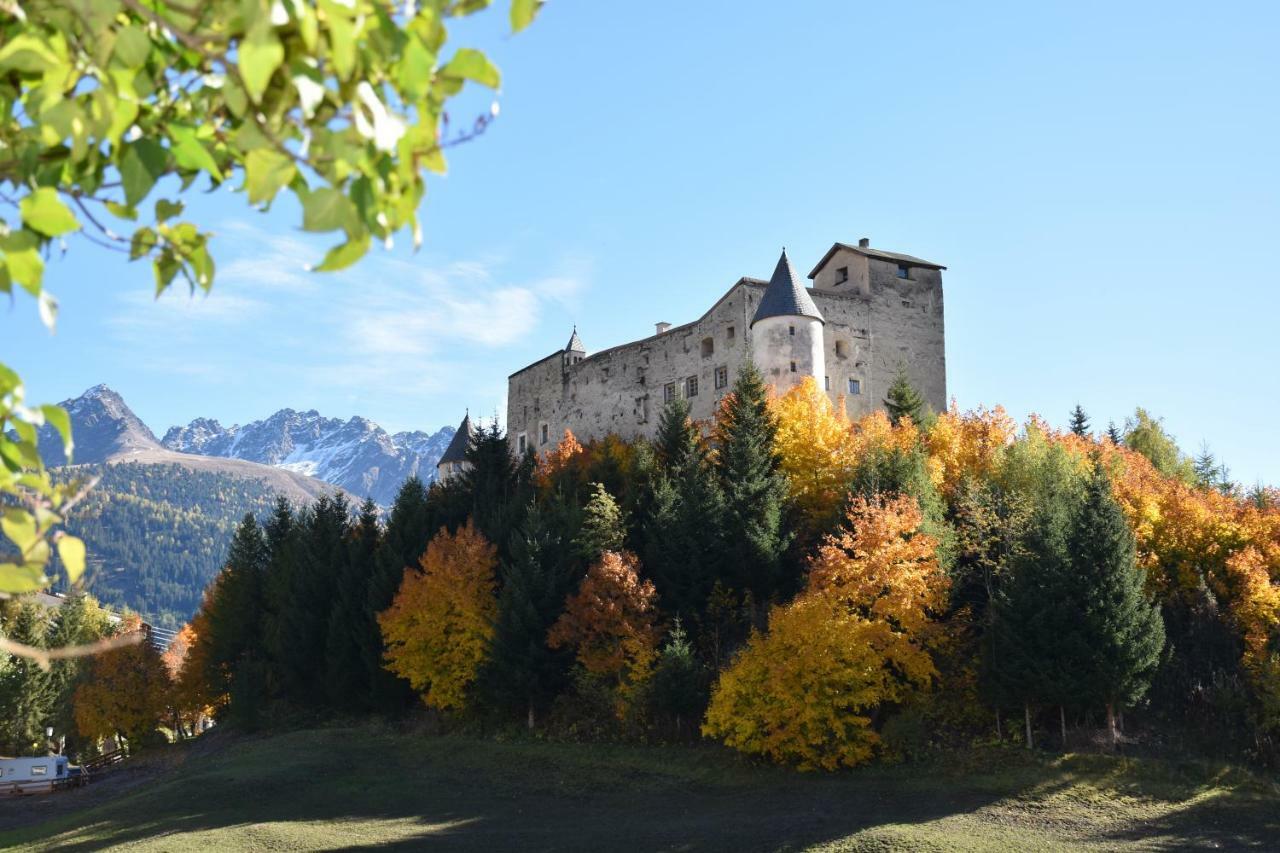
[1,723,1277,851]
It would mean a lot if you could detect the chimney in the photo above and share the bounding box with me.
[858,237,870,248]
[655,322,672,335]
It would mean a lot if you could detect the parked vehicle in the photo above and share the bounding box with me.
[0,756,88,795]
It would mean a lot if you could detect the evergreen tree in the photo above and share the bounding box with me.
[325,498,381,711]
[1106,421,1123,445]
[205,513,270,725]
[1066,462,1165,744]
[364,477,435,712]
[461,420,531,553]
[1193,442,1220,490]
[1068,404,1090,437]
[0,604,55,755]
[46,592,112,755]
[883,366,926,426]
[715,360,790,614]
[574,482,627,560]
[260,497,295,699]
[646,618,707,738]
[477,504,576,727]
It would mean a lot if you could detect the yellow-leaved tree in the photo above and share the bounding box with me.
[703,495,946,770]
[547,550,661,717]
[73,615,172,748]
[771,377,856,539]
[378,521,498,712]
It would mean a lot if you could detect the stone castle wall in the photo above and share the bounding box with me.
[506,247,946,455]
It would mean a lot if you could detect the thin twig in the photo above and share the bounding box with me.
[0,630,147,671]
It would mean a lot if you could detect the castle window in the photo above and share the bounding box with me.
[686,375,699,397]
[714,366,728,389]
[836,266,849,284]
[789,325,795,336]
[727,326,735,340]
[835,339,848,358]
[825,376,831,391]
[701,337,714,358]
[848,378,862,395]
[664,382,676,403]
[517,434,527,454]
[897,264,910,279]
[789,361,796,373]
[540,423,549,444]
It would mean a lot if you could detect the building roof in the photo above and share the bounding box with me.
[751,250,825,327]
[437,413,472,466]
[807,241,946,279]
[566,326,585,353]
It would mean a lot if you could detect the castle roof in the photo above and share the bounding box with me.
[566,326,585,353]
[751,250,825,327]
[806,241,946,279]
[437,413,473,466]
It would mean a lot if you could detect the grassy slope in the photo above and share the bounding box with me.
[1,724,1277,852]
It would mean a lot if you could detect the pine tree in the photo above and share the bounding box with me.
[363,478,435,712]
[647,618,707,738]
[1193,442,1219,490]
[574,482,626,560]
[0,604,55,755]
[325,497,381,711]
[461,420,531,553]
[883,367,926,426]
[1066,461,1165,745]
[1068,404,1090,437]
[477,504,576,727]
[1106,421,1123,445]
[715,360,790,614]
[205,513,270,725]
[260,497,295,700]
[46,592,112,755]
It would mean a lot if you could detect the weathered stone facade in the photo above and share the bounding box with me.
[505,239,946,455]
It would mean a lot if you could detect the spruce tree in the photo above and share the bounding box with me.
[647,618,707,738]
[1068,404,1090,437]
[461,420,530,553]
[325,497,381,711]
[0,604,55,755]
[364,477,435,712]
[46,592,111,755]
[206,513,270,725]
[1106,421,1123,445]
[477,504,576,727]
[260,497,295,698]
[883,367,926,426]
[574,482,626,560]
[1066,462,1165,744]
[715,360,790,615]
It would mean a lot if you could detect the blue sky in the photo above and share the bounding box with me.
[5,1,1278,483]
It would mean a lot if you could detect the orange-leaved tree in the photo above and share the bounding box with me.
[703,495,946,770]
[547,550,661,716]
[73,615,172,748]
[378,521,498,712]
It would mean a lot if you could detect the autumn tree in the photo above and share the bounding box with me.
[703,496,945,769]
[1124,408,1195,484]
[547,550,661,716]
[771,377,855,542]
[74,616,170,749]
[379,521,498,712]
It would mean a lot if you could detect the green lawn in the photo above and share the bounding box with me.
[1,724,1277,851]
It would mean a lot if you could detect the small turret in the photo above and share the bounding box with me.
[436,412,474,483]
[750,249,826,393]
[564,326,586,369]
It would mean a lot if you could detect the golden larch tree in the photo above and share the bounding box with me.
[73,615,173,747]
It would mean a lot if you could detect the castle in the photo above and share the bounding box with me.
[461,238,945,471]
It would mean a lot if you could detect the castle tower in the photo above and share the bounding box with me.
[563,326,586,372]
[750,249,826,393]
[436,412,473,483]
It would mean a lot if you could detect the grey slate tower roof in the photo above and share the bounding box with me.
[566,326,585,353]
[750,249,825,327]
[437,413,472,466]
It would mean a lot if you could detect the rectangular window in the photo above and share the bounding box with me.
[31,766,46,776]
[836,266,848,284]
[686,375,699,397]
[540,424,549,444]
[789,361,797,373]
[714,366,728,389]
[897,264,910,279]
[789,325,795,336]
[727,326,735,339]
[848,378,862,395]
[701,337,714,357]
[825,376,831,391]
[664,382,676,403]
[517,434,527,454]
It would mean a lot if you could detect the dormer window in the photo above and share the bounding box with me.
[897,264,910,279]
[836,266,849,284]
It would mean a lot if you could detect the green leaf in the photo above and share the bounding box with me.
[105,201,138,221]
[153,251,181,294]
[0,562,47,595]
[245,149,297,205]
[112,25,151,69]
[1,507,39,551]
[20,188,80,237]
[120,139,167,207]
[510,0,541,33]
[442,48,501,89]
[130,226,157,260]
[155,199,184,222]
[301,188,357,233]
[171,126,223,180]
[39,404,73,461]
[0,230,44,295]
[0,35,61,73]
[239,22,284,103]
[56,535,86,583]
[314,231,370,272]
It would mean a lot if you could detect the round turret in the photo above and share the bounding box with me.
[750,249,825,393]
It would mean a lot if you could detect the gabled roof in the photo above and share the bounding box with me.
[566,326,585,353]
[751,250,825,327]
[807,241,946,279]
[437,413,472,466]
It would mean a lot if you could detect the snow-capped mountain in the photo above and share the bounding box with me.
[161,408,455,505]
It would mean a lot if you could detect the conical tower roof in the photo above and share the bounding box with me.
[437,413,473,466]
[566,326,585,353]
[751,249,825,327]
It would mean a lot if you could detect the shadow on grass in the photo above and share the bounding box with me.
[4,728,1278,852]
